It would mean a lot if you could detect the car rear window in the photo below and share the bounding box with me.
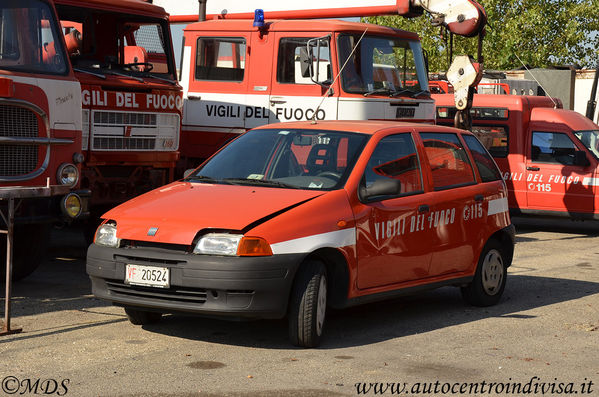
[420,132,476,190]
[463,135,503,182]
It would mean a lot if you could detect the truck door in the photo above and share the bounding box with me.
[268,33,338,124]
[185,33,250,158]
[526,129,596,213]
[354,132,432,289]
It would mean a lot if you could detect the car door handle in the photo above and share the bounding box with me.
[188,95,202,100]
[418,204,430,213]
[474,194,484,202]
[270,97,287,105]
[526,166,540,171]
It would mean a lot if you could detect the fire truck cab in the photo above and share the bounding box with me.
[435,93,599,220]
[53,0,183,213]
[178,18,433,168]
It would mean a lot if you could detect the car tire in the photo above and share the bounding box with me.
[124,307,162,325]
[461,239,507,307]
[0,224,50,281]
[288,259,328,348]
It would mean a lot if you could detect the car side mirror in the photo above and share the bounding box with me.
[575,151,591,167]
[183,169,196,179]
[360,178,401,201]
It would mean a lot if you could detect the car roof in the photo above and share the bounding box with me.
[252,120,472,136]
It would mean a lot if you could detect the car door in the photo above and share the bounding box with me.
[354,132,432,289]
[418,131,486,276]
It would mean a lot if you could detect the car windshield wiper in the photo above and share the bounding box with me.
[222,178,299,189]
[185,175,231,184]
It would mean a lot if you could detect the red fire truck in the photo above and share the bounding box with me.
[1,0,86,280]
[153,0,486,170]
[53,0,183,218]
[435,92,599,220]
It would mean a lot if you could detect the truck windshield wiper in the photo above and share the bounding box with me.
[363,88,393,97]
[390,88,416,97]
[104,69,144,83]
[222,178,299,189]
[73,67,106,80]
[136,72,177,85]
[410,90,430,98]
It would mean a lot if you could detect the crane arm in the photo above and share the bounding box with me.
[155,0,486,37]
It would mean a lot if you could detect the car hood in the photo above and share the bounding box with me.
[102,182,323,245]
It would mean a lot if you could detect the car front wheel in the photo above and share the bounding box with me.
[288,259,328,348]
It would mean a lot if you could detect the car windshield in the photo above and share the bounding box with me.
[57,4,176,82]
[337,34,428,96]
[0,0,68,75]
[187,128,369,190]
[574,130,599,159]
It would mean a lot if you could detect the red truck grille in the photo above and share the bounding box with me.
[0,104,39,177]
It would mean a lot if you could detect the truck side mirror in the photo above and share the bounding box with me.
[299,47,312,78]
[360,178,401,202]
[575,151,591,167]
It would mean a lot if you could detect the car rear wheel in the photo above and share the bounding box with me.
[124,307,162,325]
[461,239,507,307]
[288,259,327,348]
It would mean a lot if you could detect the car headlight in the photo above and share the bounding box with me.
[95,222,120,247]
[57,163,79,186]
[193,233,272,256]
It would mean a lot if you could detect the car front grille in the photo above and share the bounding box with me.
[106,280,208,305]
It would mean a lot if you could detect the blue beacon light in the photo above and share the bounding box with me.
[253,9,265,28]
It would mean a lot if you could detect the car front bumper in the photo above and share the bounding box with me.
[87,243,305,319]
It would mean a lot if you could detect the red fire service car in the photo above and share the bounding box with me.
[87,120,515,347]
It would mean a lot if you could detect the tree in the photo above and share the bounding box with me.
[367,0,599,73]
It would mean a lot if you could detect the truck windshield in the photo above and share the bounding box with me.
[337,34,428,97]
[574,130,599,159]
[56,5,176,81]
[186,129,368,190]
[0,0,68,75]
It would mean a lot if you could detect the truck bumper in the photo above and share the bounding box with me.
[86,243,305,319]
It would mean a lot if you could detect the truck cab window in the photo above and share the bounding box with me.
[531,132,579,165]
[0,0,67,74]
[277,37,331,85]
[420,133,476,190]
[363,134,423,197]
[195,37,246,81]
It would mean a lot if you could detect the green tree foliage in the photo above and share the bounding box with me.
[367,0,599,73]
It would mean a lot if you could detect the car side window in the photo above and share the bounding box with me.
[363,133,423,195]
[531,132,578,165]
[463,135,502,182]
[420,132,476,190]
[195,37,246,81]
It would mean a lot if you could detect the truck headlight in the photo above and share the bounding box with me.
[95,222,120,247]
[193,234,272,256]
[57,163,79,186]
[61,193,82,219]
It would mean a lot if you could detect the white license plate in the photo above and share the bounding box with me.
[125,264,170,288]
